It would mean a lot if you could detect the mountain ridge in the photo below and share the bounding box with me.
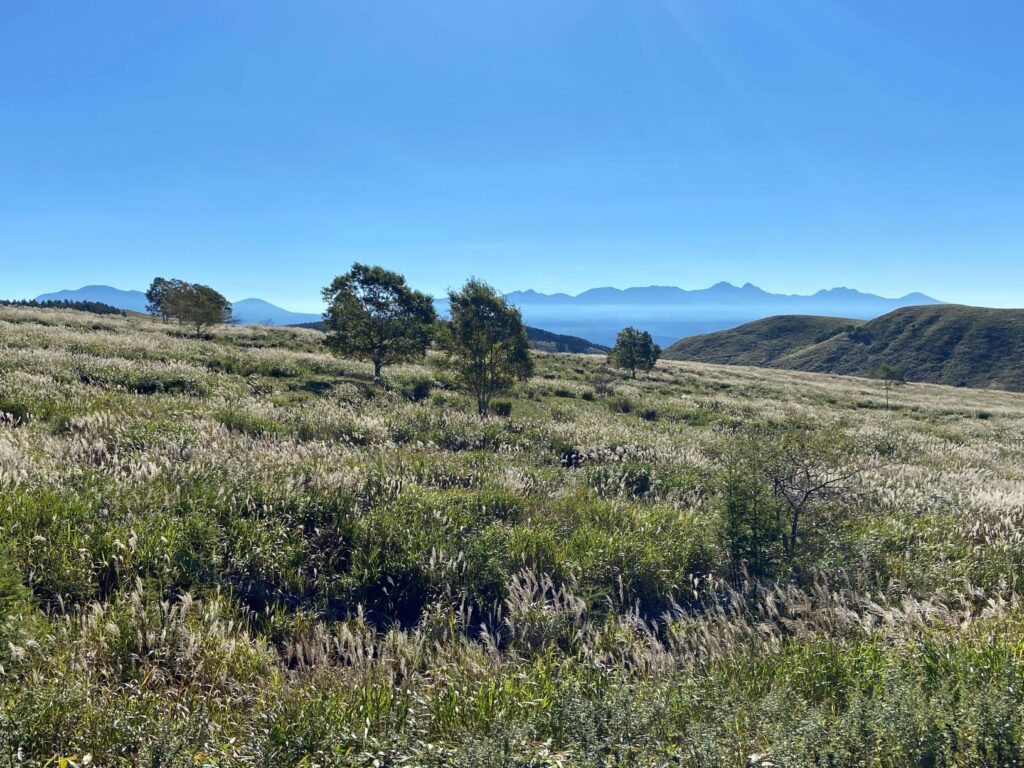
[29,282,944,343]
[663,304,1024,392]
[503,283,938,305]
[32,286,321,326]
[496,282,943,346]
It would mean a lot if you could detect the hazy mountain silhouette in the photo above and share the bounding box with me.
[34,282,941,342]
[36,286,150,313]
[490,283,942,346]
[33,286,321,326]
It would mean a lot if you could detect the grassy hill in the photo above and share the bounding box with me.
[523,325,609,354]
[663,315,860,367]
[5,303,1024,763]
[665,304,1024,391]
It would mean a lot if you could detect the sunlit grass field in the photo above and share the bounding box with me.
[3,305,1024,766]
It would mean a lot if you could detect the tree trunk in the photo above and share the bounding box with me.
[788,512,799,560]
[373,359,382,382]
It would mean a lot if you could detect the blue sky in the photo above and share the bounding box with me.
[2,1,1022,310]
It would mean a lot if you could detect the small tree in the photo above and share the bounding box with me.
[867,364,905,410]
[163,282,233,337]
[437,279,533,416]
[716,419,864,584]
[321,264,437,382]
[145,277,184,322]
[608,327,660,379]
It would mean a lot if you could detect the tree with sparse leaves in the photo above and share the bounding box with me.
[163,282,233,337]
[608,327,660,379]
[867,364,905,410]
[718,419,865,583]
[321,264,437,382]
[437,279,533,416]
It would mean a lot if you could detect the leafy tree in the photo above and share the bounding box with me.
[163,282,233,337]
[145,277,180,322]
[867,364,906,410]
[321,263,437,381]
[437,279,533,416]
[608,327,661,379]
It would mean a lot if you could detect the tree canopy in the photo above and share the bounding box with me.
[145,277,183,322]
[867,364,906,410]
[162,282,233,337]
[321,263,437,381]
[608,327,660,378]
[437,279,533,416]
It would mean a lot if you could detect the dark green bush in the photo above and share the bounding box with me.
[492,400,513,417]
[404,378,433,402]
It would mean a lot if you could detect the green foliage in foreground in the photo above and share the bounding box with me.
[3,304,1024,765]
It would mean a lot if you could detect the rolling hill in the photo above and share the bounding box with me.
[664,305,1024,391]
[523,326,609,354]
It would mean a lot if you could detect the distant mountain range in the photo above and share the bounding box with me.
[30,282,942,345]
[33,286,322,326]
[492,283,942,346]
[664,305,1024,392]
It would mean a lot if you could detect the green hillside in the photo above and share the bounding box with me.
[523,325,610,354]
[665,304,1024,391]
[663,315,860,367]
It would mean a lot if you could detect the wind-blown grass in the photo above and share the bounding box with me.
[3,305,1024,765]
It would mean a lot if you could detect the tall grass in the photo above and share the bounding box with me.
[3,305,1024,764]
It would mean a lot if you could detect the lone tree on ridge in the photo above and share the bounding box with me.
[608,326,660,379]
[162,282,233,337]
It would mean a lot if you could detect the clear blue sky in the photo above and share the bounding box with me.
[2,1,1022,310]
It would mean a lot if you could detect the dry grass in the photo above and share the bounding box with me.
[3,305,1024,766]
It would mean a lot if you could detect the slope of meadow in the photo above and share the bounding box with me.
[665,304,1024,392]
[3,305,1024,765]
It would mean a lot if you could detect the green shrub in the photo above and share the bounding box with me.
[0,396,31,424]
[404,378,433,402]
[492,400,513,417]
[605,396,631,414]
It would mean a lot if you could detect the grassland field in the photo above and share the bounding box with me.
[3,305,1024,766]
